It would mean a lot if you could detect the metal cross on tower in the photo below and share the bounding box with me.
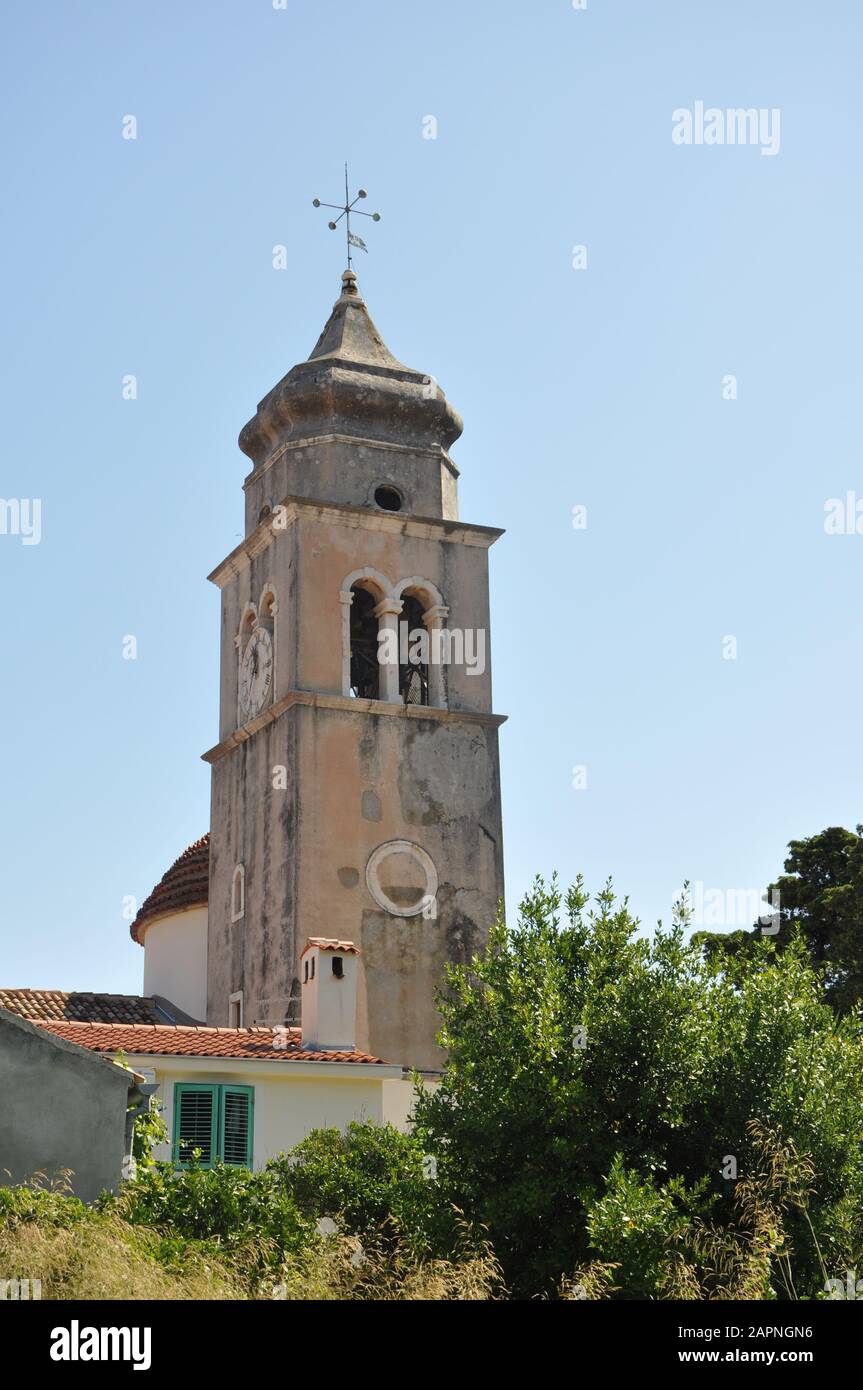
[313,164,381,269]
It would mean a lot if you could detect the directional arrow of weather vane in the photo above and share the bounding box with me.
[313,164,381,269]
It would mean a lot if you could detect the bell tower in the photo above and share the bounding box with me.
[203,269,506,1071]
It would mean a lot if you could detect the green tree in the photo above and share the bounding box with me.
[695,825,863,1010]
[412,876,863,1298]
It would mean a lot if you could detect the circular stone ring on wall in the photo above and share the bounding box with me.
[365,840,439,919]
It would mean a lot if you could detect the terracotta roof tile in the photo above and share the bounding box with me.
[0,989,162,1025]
[303,938,361,955]
[131,835,210,945]
[36,1020,388,1065]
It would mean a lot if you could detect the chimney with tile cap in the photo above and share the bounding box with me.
[300,939,359,1052]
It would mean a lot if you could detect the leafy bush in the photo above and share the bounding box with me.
[268,1121,445,1252]
[107,1158,314,1287]
[0,1180,89,1231]
[584,1160,696,1300]
[413,876,863,1298]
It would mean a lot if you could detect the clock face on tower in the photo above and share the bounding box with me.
[239,627,273,721]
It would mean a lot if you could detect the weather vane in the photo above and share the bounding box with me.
[313,164,381,269]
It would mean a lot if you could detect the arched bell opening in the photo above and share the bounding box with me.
[349,584,380,699]
[399,594,429,706]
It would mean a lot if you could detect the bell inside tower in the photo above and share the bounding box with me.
[349,586,380,700]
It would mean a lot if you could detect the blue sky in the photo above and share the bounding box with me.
[1,1,861,994]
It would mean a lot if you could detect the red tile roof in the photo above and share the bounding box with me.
[303,938,361,955]
[36,1020,387,1065]
[0,989,162,1025]
[131,835,210,945]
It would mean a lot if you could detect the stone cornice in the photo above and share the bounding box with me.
[208,495,504,589]
[201,689,507,766]
[243,433,461,488]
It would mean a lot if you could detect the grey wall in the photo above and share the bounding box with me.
[0,1010,133,1204]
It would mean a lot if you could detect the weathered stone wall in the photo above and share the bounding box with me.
[206,495,504,1067]
[244,438,459,535]
[207,712,299,1029]
[216,523,299,744]
[206,699,503,1069]
[295,704,504,1070]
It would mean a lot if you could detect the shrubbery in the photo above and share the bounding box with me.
[268,1121,445,1252]
[107,1157,313,1284]
[412,877,863,1298]
[0,1162,496,1301]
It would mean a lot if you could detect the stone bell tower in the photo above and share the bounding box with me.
[203,269,505,1071]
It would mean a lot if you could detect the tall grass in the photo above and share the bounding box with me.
[0,1176,242,1300]
[0,1174,503,1301]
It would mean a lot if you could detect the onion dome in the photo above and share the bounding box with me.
[237,270,463,469]
[131,835,209,946]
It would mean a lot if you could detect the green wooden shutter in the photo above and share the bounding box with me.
[220,1086,254,1167]
[173,1084,218,1168]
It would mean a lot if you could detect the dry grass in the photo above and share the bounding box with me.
[1,1176,502,1302]
[0,1214,244,1300]
[1,1220,502,1302]
[560,1262,620,1301]
[270,1231,505,1301]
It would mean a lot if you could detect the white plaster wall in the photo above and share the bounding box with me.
[142,907,208,1022]
[139,1058,414,1170]
[381,1077,421,1130]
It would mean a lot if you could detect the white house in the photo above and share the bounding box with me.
[1,934,416,1175]
[1,843,422,1179]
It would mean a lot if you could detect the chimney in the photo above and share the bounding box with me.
[301,938,360,1052]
